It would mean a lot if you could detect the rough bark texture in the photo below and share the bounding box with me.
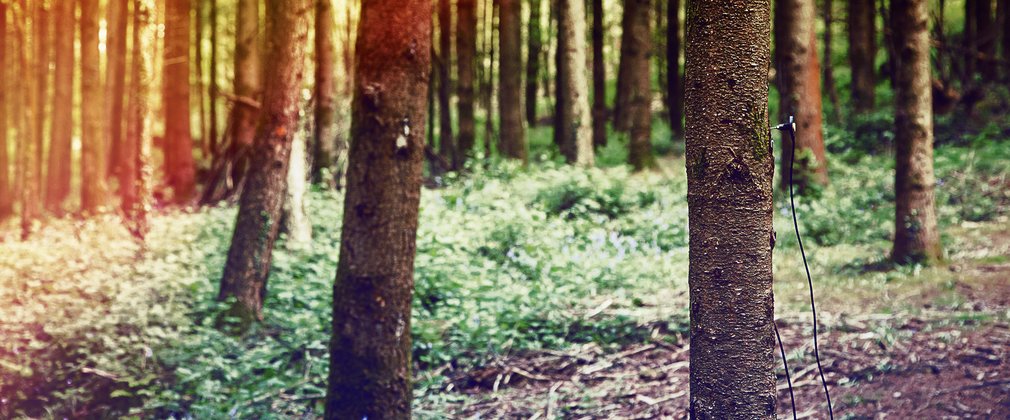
[46,0,74,213]
[499,0,526,160]
[848,0,876,113]
[324,0,430,417]
[685,1,776,418]
[526,0,543,125]
[437,0,456,164]
[107,0,128,179]
[81,0,109,213]
[555,0,594,165]
[976,0,996,81]
[667,0,683,138]
[313,0,338,185]
[623,0,654,170]
[164,0,195,203]
[775,0,828,191]
[123,0,155,239]
[0,2,9,220]
[592,0,607,148]
[457,0,478,168]
[217,0,311,324]
[891,0,942,264]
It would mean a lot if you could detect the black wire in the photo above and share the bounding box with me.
[786,123,834,420]
[774,321,798,420]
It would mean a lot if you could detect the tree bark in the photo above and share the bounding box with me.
[667,0,683,138]
[209,0,219,157]
[822,0,841,123]
[437,0,456,164]
[107,0,128,180]
[81,0,109,213]
[1000,0,1010,80]
[965,0,978,81]
[0,2,9,220]
[775,0,828,192]
[555,0,594,165]
[499,0,526,160]
[613,1,636,132]
[45,0,74,214]
[685,1,776,417]
[123,0,155,239]
[592,0,607,148]
[457,0,477,168]
[324,0,430,417]
[623,0,654,170]
[164,0,196,203]
[976,0,997,81]
[891,0,942,264]
[217,0,311,325]
[848,0,876,113]
[284,130,312,248]
[526,0,543,125]
[313,0,337,185]
[482,0,497,158]
[19,3,42,238]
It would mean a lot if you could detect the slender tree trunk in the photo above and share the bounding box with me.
[13,6,28,227]
[195,0,207,157]
[81,0,109,213]
[107,0,128,180]
[822,0,841,123]
[555,0,594,165]
[891,0,942,264]
[457,0,478,168]
[218,0,311,326]
[313,0,337,185]
[32,1,48,201]
[965,0,978,81]
[976,0,997,81]
[20,3,42,238]
[685,1,776,417]
[45,0,73,214]
[623,0,654,170]
[483,0,498,157]
[667,0,683,138]
[209,0,219,156]
[0,2,9,220]
[1000,0,1010,80]
[324,0,430,417]
[499,0,526,160]
[437,0,456,163]
[880,0,897,87]
[591,0,607,148]
[284,130,312,248]
[848,0,876,113]
[164,0,196,203]
[526,0,543,125]
[613,1,636,132]
[775,0,828,192]
[123,0,155,240]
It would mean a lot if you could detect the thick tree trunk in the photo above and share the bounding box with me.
[623,0,654,170]
[81,0,109,213]
[437,0,456,163]
[0,3,9,220]
[526,0,543,125]
[555,0,594,165]
[775,0,828,192]
[891,0,942,264]
[457,0,477,168]
[324,0,430,417]
[667,0,683,138]
[107,0,128,180]
[46,0,74,214]
[848,0,876,113]
[217,0,311,325]
[685,1,776,417]
[164,0,196,203]
[123,0,155,239]
[592,0,607,148]
[313,0,337,185]
[499,0,526,160]
[976,0,997,81]
[822,0,841,123]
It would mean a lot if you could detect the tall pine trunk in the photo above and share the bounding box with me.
[685,1,776,417]
[667,0,683,138]
[164,0,196,203]
[623,0,653,170]
[437,0,456,164]
[123,0,156,239]
[499,0,526,160]
[526,0,543,125]
[591,0,607,148]
[848,0,876,113]
[0,2,11,220]
[46,0,74,213]
[976,0,997,81]
[218,0,311,326]
[457,0,477,168]
[555,0,594,165]
[313,0,337,185]
[107,0,128,180]
[209,0,219,156]
[324,0,430,417]
[81,0,109,213]
[892,0,942,264]
[822,0,841,123]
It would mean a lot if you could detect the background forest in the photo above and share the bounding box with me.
[1,0,1009,418]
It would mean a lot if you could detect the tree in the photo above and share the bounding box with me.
[209,0,220,157]
[217,0,311,325]
[324,0,430,417]
[499,0,526,160]
[685,1,776,417]
[313,0,337,185]
[526,0,543,125]
[436,0,456,165]
[591,0,606,148]
[283,131,312,248]
[0,2,11,220]
[976,0,996,81]
[456,0,477,168]
[822,0,841,123]
[46,0,73,213]
[667,0,683,138]
[621,0,654,170]
[775,0,828,191]
[107,0,128,180]
[164,0,196,203]
[554,0,594,165]
[1000,0,1010,79]
[81,0,109,213]
[848,0,876,113]
[123,0,156,239]
[892,0,942,264]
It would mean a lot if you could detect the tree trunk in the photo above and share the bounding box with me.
[456,0,477,168]
[164,0,196,203]
[499,0,526,160]
[20,3,42,238]
[107,0,128,181]
[32,1,48,203]
[891,0,942,264]
[81,0,109,213]
[880,0,897,87]
[685,1,776,417]
[613,1,636,132]
[555,0,594,165]
[848,0,876,113]
[209,0,219,157]
[965,0,978,81]
[46,0,73,214]
[526,0,543,125]
[667,0,683,138]
[822,0,841,123]
[123,0,155,240]
[437,0,456,163]
[195,0,208,157]
[313,0,337,185]
[592,0,607,148]
[324,0,430,417]
[217,0,311,326]
[976,0,997,81]
[284,130,312,249]
[483,0,497,158]
[1000,0,1010,80]
[623,0,653,170]
[0,2,9,220]
[775,0,828,192]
